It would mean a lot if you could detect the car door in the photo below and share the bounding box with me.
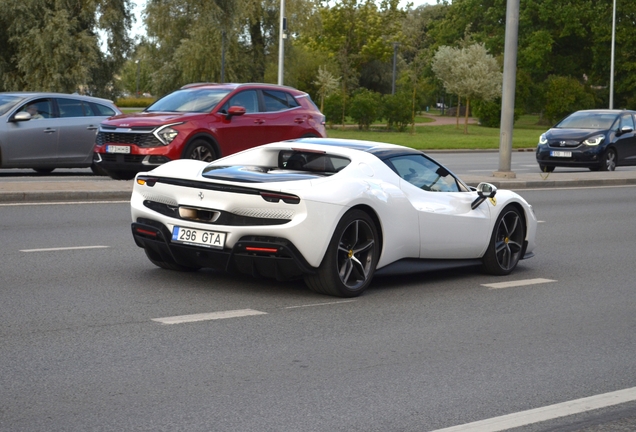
[214,90,271,153]
[387,154,492,259]
[259,89,306,141]
[613,113,636,165]
[3,98,58,167]
[54,97,101,164]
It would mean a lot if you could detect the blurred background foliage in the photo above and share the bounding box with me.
[1,0,634,127]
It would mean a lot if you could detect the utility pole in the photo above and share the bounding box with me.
[494,0,520,178]
[277,0,286,85]
[609,0,617,109]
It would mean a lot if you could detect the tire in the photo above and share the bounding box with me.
[144,247,200,272]
[539,164,555,173]
[599,148,617,171]
[482,205,525,275]
[33,168,54,174]
[106,170,136,180]
[183,138,217,162]
[304,209,379,297]
[90,163,108,176]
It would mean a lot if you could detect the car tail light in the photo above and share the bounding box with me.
[259,192,300,204]
[136,176,158,187]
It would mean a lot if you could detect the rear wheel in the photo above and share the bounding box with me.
[304,209,379,297]
[599,148,617,171]
[144,247,200,272]
[482,206,525,275]
[183,138,217,162]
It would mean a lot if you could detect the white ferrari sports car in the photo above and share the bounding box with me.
[131,138,537,297]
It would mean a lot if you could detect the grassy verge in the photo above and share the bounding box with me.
[326,115,544,150]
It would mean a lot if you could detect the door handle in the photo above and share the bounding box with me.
[254,119,265,124]
[294,118,305,124]
[43,128,56,134]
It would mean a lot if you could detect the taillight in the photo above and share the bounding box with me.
[259,192,300,204]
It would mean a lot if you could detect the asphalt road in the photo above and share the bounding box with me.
[1,183,635,431]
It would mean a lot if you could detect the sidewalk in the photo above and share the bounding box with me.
[2,169,636,204]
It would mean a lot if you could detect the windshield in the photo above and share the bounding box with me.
[146,89,231,113]
[557,112,617,129]
[0,95,25,116]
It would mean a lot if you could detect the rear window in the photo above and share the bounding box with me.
[278,150,350,173]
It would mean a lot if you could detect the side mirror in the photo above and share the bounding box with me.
[11,112,32,122]
[225,106,246,120]
[618,126,634,136]
[471,182,497,209]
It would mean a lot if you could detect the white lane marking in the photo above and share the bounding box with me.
[152,309,267,325]
[428,387,636,432]
[518,184,636,192]
[20,245,110,252]
[0,200,129,207]
[284,300,357,309]
[482,278,556,289]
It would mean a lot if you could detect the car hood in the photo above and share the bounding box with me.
[102,111,202,127]
[545,128,607,140]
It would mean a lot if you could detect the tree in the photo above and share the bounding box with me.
[313,66,340,112]
[432,43,501,133]
[543,75,595,123]
[0,0,133,96]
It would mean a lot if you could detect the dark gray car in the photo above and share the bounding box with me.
[0,92,121,174]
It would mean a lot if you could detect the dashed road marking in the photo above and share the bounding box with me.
[428,386,636,432]
[482,278,556,289]
[152,309,267,325]
[285,300,357,309]
[20,245,110,252]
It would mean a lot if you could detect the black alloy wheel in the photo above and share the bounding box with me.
[599,148,617,171]
[305,209,379,297]
[482,206,525,275]
[184,139,217,162]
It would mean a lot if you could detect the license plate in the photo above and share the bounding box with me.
[550,151,572,157]
[171,226,226,249]
[106,145,131,154]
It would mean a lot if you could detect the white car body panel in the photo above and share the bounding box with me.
[130,139,537,290]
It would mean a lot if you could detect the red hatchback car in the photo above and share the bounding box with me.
[93,83,326,179]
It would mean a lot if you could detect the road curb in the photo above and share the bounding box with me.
[0,190,132,203]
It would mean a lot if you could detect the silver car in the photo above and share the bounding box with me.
[0,92,121,174]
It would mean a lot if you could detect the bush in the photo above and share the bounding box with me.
[115,97,155,108]
[544,76,595,123]
[382,92,412,131]
[323,92,345,127]
[472,99,521,128]
[348,89,382,130]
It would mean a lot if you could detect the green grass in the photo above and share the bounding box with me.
[326,115,544,150]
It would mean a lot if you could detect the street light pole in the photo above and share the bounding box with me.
[494,0,520,178]
[609,0,616,109]
[135,60,140,97]
[392,43,399,95]
[277,0,285,85]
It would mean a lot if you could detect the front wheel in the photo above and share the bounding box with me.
[539,164,555,173]
[482,206,525,275]
[183,139,217,162]
[599,148,617,171]
[304,209,379,297]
